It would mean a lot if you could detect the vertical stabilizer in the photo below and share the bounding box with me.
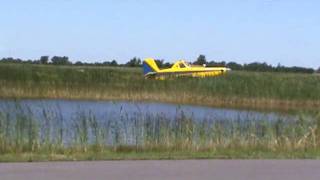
[143,58,160,75]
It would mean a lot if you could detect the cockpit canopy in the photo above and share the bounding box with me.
[171,60,191,69]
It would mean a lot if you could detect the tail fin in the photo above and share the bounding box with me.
[143,58,160,75]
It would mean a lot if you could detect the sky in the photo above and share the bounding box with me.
[0,0,319,68]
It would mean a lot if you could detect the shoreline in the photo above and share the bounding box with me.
[0,92,319,112]
[1,148,320,162]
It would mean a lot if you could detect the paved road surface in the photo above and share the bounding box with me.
[1,160,320,180]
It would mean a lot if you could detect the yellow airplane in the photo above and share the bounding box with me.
[143,58,231,79]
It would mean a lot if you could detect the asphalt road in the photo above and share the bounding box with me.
[1,160,320,180]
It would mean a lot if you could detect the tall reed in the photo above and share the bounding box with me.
[0,102,319,157]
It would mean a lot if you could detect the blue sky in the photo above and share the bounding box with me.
[0,0,319,68]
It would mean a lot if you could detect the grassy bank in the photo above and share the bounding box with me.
[0,63,320,110]
[0,103,320,161]
[2,149,320,162]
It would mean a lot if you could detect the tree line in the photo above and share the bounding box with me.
[192,55,316,74]
[0,55,318,74]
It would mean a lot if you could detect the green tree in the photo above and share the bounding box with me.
[75,61,83,66]
[193,54,207,65]
[155,59,164,68]
[126,57,141,67]
[227,62,242,70]
[110,60,118,66]
[40,56,49,64]
[51,56,71,65]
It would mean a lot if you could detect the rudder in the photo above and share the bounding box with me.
[143,58,160,75]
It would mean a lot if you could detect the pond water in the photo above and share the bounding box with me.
[0,99,306,146]
[0,99,297,122]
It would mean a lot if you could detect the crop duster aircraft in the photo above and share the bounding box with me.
[143,58,231,79]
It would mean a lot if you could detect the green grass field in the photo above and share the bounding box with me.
[0,63,319,111]
[0,63,320,161]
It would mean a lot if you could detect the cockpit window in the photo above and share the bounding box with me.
[179,63,186,68]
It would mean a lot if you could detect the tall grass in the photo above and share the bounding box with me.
[0,64,320,110]
[0,102,319,159]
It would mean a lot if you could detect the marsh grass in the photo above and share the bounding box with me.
[0,102,319,161]
[0,64,320,110]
